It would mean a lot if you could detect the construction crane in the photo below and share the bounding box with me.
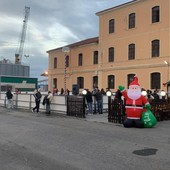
[15,6,30,64]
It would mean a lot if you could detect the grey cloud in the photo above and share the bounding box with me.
[0,0,129,80]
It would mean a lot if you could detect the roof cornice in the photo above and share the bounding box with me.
[47,37,99,53]
[96,0,142,16]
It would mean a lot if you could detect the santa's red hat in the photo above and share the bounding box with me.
[129,76,140,86]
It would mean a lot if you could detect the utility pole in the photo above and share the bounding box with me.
[62,46,70,95]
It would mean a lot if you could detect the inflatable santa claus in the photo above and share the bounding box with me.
[118,76,151,128]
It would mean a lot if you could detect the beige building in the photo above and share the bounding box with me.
[47,0,170,93]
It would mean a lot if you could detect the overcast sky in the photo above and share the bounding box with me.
[0,0,129,80]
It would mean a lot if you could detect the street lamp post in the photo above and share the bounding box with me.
[62,46,70,95]
[106,90,112,122]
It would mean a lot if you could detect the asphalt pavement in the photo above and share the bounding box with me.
[0,106,170,170]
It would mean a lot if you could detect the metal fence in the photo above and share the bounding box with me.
[151,99,170,121]
[108,97,170,124]
[108,97,126,124]
[0,93,67,114]
[2,92,169,123]
[0,93,109,116]
[67,95,86,118]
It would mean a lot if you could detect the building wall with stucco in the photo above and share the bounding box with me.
[47,40,99,92]
[47,0,170,93]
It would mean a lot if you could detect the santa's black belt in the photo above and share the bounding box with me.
[126,104,142,107]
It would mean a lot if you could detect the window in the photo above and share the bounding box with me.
[78,53,83,66]
[53,78,57,88]
[93,76,98,88]
[108,47,114,62]
[128,44,135,60]
[129,13,135,29]
[152,40,159,57]
[77,77,84,89]
[152,6,160,23]
[66,55,69,67]
[109,19,115,33]
[93,51,98,64]
[54,57,57,68]
[127,74,135,87]
[108,75,115,89]
[151,72,160,89]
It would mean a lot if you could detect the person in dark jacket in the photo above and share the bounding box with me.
[85,89,93,115]
[92,86,98,114]
[96,89,103,114]
[32,89,42,113]
[6,88,13,109]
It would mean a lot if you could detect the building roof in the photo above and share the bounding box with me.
[47,37,99,53]
[96,0,139,16]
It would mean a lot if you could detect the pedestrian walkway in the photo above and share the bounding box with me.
[1,105,170,170]
[0,106,109,123]
[85,113,108,123]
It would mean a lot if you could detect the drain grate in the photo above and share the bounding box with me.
[133,148,158,156]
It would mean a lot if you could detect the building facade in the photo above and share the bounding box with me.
[47,0,170,93]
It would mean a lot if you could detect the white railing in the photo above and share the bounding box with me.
[0,93,110,114]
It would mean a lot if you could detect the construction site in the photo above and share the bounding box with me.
[0,6,37,92]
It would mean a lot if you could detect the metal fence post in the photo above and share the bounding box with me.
[15,93,18,108]
[29,94,32,109]
[108,96,111,122]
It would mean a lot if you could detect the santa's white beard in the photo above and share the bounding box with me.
[127,89,141,100]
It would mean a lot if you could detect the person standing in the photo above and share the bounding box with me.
[85,89,93,115]
[32,89,42,113]
[92,86,98,114]
[60,88,64,95]
[6,88,13,109]
[45,91,53,115]
[96,89,103,114]
[66,89,70,95]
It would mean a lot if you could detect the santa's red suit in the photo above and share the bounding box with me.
[119,76,150,128]
[122,91,149,119]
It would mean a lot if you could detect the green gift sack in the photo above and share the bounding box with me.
[141,109,157,128]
